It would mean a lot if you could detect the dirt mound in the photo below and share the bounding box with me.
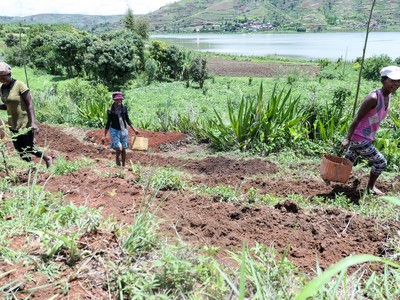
[157,194,388,271]
[85,127,188,151]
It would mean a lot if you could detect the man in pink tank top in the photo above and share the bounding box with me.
[342,66,400,195]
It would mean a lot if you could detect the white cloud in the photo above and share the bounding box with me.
[1,0,179,17]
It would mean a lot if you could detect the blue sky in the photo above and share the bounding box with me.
[1,0,179,17]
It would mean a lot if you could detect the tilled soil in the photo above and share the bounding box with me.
[1,123,399,298]
[205,57,320,77]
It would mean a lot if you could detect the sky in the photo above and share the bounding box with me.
[1,0,179,17]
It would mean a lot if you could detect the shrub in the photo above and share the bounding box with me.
[362,54,393,81]
[4,34,19,47]
[145,58,159,84]
[317,58,330,69]
[189,57,208,88]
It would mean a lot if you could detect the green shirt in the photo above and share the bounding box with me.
[0,80,30,131]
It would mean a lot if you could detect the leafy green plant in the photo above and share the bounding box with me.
[296,254,400,300]
[122,189,160,255]
[202,184,241,203]
[204,82,308,153]
[317,58,330,69]
[50,155,92,175]
[189,56,208,88]
[258,84,305,151]
[76,86,110,128]
[361,54,393,81]
[218,242,303,299]
[150,167,186,191]
[206,84,263,151]
[145,57,159,84]
[31,229,80,264]
[305,97,351,142]
[374,129,400,171]
[210,96,261,150]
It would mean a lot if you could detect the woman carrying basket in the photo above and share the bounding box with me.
[101,91,139,167]
[341,66,400,195]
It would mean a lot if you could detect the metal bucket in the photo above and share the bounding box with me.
[319,154,353,183]
[131,136,148,151]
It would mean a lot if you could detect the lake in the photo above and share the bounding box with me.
[151,32,400,61]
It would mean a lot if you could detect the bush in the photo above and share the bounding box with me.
[145,58,159,84]
[317,58,330,69]
[4,34,19,47]
[362,54,393,81]
[189,57,208,88]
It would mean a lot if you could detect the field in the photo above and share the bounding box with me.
[1,57,400,298]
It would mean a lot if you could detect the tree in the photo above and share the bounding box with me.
[4,34,19,47]
[189,57,208,88]
[52,31,91,78]
[23,24,86,75]
[150,41,185,81]
[122,8,150,40]
[25,32,60,74]
[135,17,150,40]
[122,8,136,32]
[84,31,144,87]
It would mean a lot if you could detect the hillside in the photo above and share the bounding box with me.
[1,0,400,32]
[148,0,400,32]
[0,14,122,32]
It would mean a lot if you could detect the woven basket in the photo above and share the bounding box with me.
[319,154,353,183]
[131,136,148,151]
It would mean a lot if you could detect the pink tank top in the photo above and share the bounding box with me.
[351,89,389,142]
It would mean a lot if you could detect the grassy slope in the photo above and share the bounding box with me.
[1,0,400,32]
[148,0,400,31]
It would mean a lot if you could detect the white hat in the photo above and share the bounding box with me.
[0,62,11,76]
[380,66,400,80]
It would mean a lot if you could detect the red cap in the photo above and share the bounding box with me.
[112,91,124,100]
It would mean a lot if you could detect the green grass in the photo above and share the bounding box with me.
[8,61,378,126]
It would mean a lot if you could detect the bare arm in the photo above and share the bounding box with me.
[129,124,140,135]
[125,109,139,135]
[341,93,377,149]
[21,90,39,133]
[101,112,111,144]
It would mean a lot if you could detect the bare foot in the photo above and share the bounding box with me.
[44,156,52,168]
[367,186,384,196]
